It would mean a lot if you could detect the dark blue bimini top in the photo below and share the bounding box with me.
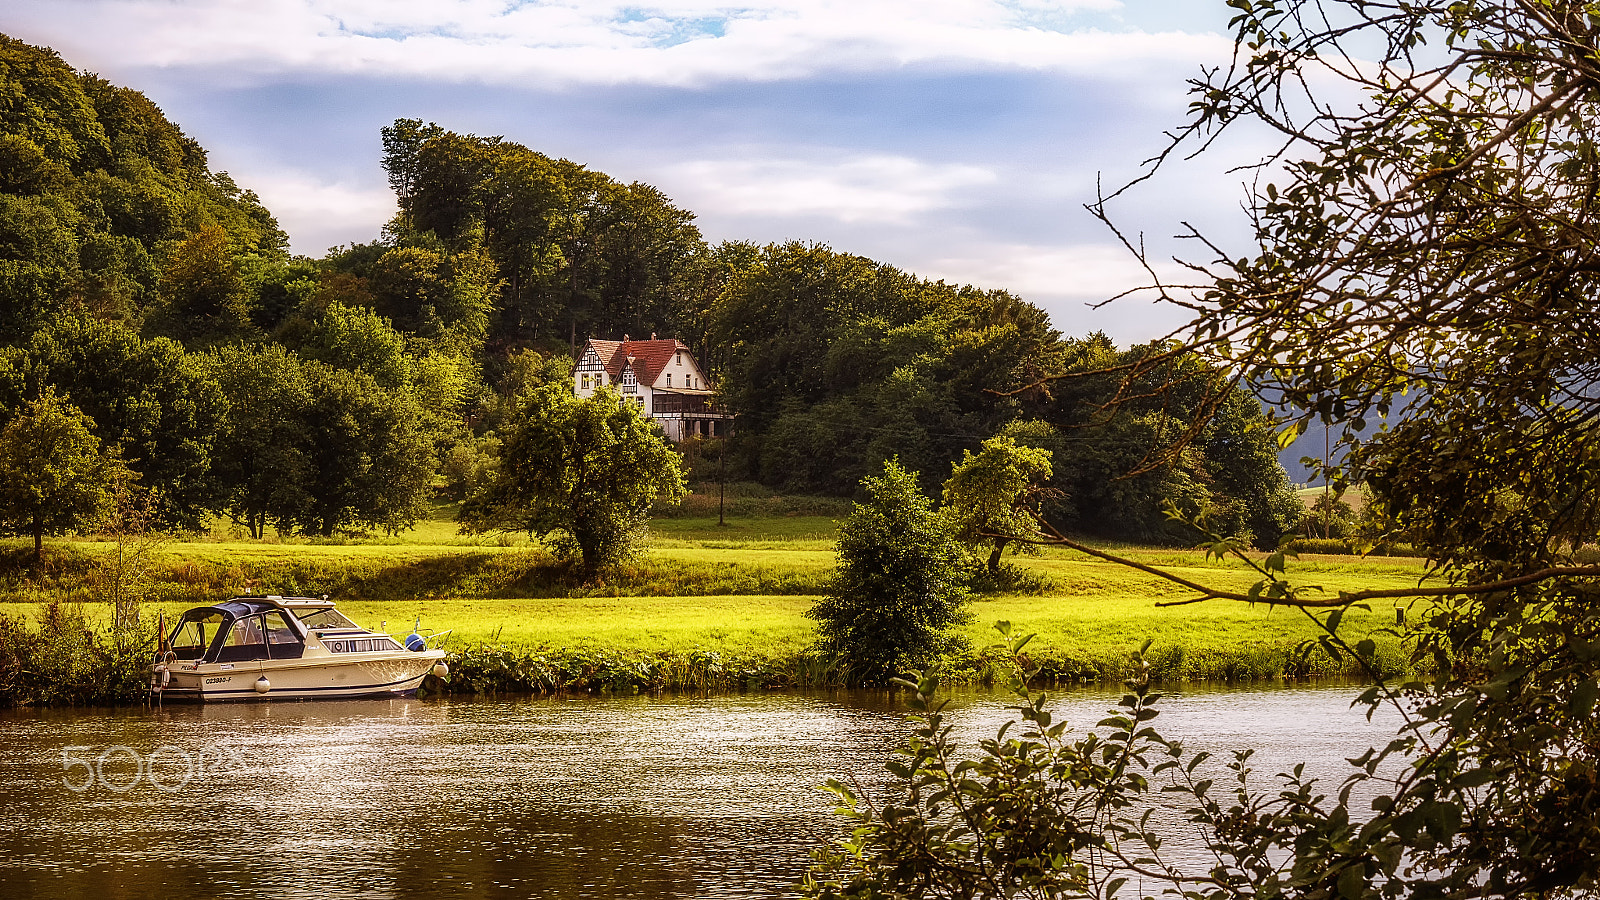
[212,599,285,621]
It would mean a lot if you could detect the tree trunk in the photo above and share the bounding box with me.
[987,539,1008,575]
[31,513,43,573]
[580,541,600,580]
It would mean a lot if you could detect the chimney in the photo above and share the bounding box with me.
[623,333,630,342]
[651,332,657,340]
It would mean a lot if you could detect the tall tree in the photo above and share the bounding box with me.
[28,316,225,529]
[295,361,434,537]
[205,343,312,539]
[0,394,128,565]
[459,387,687,575]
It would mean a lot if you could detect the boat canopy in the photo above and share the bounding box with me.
[167,599,311,663]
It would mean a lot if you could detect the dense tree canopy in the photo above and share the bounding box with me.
[0,31,1305,557]
[459,387,687,574]
[0,394,127,563]
[708,241,1065,495]
[0,35,286,339]
[27,315,225,529]
[1020,336,1304,549]
[381,118,705,346]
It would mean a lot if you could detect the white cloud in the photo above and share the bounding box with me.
[923,241,1196,338]
[666,154,998,224]
[17,0,1228,88]
[929,241,1187,301]
[241,171,397,256]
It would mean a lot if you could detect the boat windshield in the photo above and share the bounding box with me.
[170,610,226,660]
[292,607,360,630]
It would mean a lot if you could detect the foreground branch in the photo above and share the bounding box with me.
[1009,520,1600,608]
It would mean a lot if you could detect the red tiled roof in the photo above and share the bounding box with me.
[586,338,689,385]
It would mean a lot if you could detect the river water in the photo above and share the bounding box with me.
[0,683,1402,899]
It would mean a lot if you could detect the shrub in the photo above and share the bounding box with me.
[807,459,971,685]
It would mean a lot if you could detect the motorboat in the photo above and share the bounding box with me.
[151,595,448,702]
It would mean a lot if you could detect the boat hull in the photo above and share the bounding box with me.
[156,650,445,702]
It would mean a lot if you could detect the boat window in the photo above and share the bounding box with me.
[292,608,359,630]
[170,611,225,659]
[263,611,301,644]
[325,637,404,653]
[225,616,266,648]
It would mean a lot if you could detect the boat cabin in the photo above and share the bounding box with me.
[166,596,394,665]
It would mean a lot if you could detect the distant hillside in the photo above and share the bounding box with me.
[0,35,1306,549]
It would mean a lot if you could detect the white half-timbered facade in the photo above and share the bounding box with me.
[573,336,729,441]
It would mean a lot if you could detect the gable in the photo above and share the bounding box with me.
[578,337,713,390]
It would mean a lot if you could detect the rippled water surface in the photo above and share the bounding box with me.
[0,683,1399,898]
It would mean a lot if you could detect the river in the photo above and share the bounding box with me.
[0,682,1402,899]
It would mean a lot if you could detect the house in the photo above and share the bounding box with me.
[572,335,730,441]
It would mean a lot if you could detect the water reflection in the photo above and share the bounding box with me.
[0,683,1400,899]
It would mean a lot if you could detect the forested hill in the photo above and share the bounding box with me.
[0,33,1304,549]
[0,35,286,341]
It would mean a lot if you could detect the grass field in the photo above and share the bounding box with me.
[5,503,1436,685]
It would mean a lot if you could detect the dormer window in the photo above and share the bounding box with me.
[622,367,637,393]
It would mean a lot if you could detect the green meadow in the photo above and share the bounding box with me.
[2,506,1436,685]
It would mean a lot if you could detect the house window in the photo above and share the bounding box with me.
[665,374,672,387]
[675,352,682,365]
[581,374,591,390]
[622,368,637,393]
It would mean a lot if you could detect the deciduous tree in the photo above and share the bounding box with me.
[0,394,128,566]
[459,387,687,575]
[295,361,434,537]
[204,343,312,538]
[940,435,1053,574]
[28,316,225,529]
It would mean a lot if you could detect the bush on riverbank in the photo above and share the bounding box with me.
[0,601,153,706]
[437,626,1412,697]
[437,643,850,695]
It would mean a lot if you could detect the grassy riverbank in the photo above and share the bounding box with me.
[0,505,1435,701]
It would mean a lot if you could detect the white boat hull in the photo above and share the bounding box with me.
[159,650,445,702]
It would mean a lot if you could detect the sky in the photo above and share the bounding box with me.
[3,0,1265,344]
